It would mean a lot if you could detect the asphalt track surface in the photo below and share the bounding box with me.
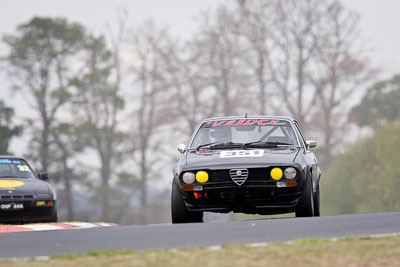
[1,212,400,258]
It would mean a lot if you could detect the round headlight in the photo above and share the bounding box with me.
[182,172,195,184]
[270,168,283,180]
[196,171,209,183]
[284,167,297,179]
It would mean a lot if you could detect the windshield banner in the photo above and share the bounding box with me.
[205,119,287,127]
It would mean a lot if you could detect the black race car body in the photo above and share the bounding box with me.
[0,156,57,223]
[171,116,321,223]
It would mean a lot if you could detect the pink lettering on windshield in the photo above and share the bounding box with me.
[206,119,287,127]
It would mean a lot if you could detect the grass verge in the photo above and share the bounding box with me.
[1,235,400,267]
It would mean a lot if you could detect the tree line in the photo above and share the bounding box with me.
[322,74,400,215]
[0,0,378,223]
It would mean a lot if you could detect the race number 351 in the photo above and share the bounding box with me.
[220,150,264,158]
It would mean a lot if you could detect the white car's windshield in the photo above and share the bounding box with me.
[0,159,36,179]
[190,119,299,148]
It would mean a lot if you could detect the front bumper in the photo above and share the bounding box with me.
[0,199,56,223]
[182,184,301,214]
[179,166,306,215]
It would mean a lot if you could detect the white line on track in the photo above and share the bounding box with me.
[66,223,101,229]
[24,225,65,231]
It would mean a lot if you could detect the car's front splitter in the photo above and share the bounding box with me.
[182,186,301,214]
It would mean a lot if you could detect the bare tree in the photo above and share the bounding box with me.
[190,6,251,117]
[235,0,372,154]
[236,0,278,115]
[157,42,204,135]
[311,1,374,152]
[128,20,175,223]
[267,0,324,127]
[71,34,126,221]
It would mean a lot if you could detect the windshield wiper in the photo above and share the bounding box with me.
[0,175,20,178]
[243,141,299,149]
[196,142,243,151]
[195,142,218,150]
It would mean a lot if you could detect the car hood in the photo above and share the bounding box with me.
[0,178,51,197]
[184,148,300,169]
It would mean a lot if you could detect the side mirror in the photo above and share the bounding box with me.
[306,140,317,149]
[177,144,186,154]
[38,172,49,180]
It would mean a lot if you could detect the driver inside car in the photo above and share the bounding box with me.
[209,126,232,143]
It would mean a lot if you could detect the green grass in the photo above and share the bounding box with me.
[1,235,400,267]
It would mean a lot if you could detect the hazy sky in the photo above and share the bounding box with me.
[0,0,399,80]
[0,0,221,43]
[345,0,400,75]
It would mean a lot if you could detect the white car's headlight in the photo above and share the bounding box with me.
[182,172,195,184]
[284,167,297,179]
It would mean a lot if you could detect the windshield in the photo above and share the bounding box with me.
[0,159,36,179]
[190,119,299,148]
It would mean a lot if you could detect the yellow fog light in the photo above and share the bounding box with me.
[196,171,209,183]
[270,168,283,180]
[36,201,46,206]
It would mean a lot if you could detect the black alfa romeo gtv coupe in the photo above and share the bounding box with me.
[171,116,321,223]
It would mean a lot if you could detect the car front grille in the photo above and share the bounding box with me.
[210,168,270,183]
[209,167,292,185]
[229,169,249,186]
[1,195,34,199]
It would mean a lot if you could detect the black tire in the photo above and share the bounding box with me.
[313,183,320,217]
[51,209,58,222]
[171,179,203,223]
[45,208,58,223]
[295,177,314,217]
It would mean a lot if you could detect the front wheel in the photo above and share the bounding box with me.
[171,179,203,223]
[45,208,58,223]
[295,177,314,217]
[51,209,58,222]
